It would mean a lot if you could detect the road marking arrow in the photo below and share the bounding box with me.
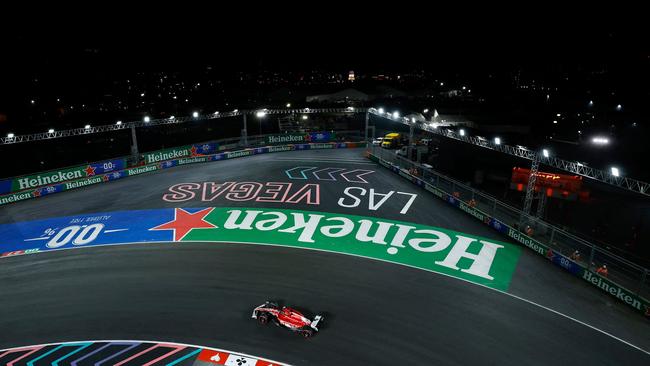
[312,167,345,181]
[285,166,317,179]
[340,169,375,183]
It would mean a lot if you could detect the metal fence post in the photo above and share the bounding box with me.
[549,227,555,246]
[365,112,369,142]
[130,125,139,164]
[638,270,648,296]
[242,114,248,146]
[588,244,596,269]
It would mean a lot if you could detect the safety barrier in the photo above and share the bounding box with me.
[0,140,366,206]
[367,146,650,318]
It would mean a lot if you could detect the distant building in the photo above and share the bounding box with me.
[306,88,369,103]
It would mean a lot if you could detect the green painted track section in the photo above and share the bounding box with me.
[181,207,522,290]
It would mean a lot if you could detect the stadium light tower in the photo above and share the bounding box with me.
[255,110,266,135]
[592,137,609,145]
[192,111,199,118]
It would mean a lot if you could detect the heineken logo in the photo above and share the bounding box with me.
[127,165,158,176]
[507,228,546,256]
[310,143,334,149]
[582,271,644,310]
[18,170,83,190]
[226,150,253,159]
[149,207,521,289]
[266,134,308,144]
[0,159,126,195]
[65,177,103,190]
[0,192,33,205]
[459,202,485,221]
[178,157,208,165]
[268,145,293,153]
[144,148,190,164]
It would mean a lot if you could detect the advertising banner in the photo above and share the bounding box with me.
[0,142,362,206]
[265,131,334,145]
[143,143,218,164]
[0,159,126,195]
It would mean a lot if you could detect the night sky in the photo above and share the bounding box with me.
[2,11,647,74]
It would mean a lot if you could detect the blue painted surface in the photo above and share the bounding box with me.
[0,208,178,256]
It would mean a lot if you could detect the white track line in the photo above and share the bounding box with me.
[3,240,649,356]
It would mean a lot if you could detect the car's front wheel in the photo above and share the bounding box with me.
[258,313,269,325]
[300,329,313,338]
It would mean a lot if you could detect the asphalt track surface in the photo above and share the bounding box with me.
[1,148,650,365]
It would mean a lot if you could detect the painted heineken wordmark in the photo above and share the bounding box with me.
[0,207,521,290]
[285,166,375,183]
[177,207,521,289]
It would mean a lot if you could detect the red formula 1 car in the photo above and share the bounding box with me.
[252,301,324,338]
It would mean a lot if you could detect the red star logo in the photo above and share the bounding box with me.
[84,165,96,176]
[33,189,41,197]
[190,145,198,156]
[149,208,216,241]
[102,174,109,182]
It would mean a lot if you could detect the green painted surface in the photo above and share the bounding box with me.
[183,207,522,290]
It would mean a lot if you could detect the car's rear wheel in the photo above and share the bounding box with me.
[258,313,269,325]
[301,329,313,338]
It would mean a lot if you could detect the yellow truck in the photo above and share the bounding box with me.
[381,133,404,149]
